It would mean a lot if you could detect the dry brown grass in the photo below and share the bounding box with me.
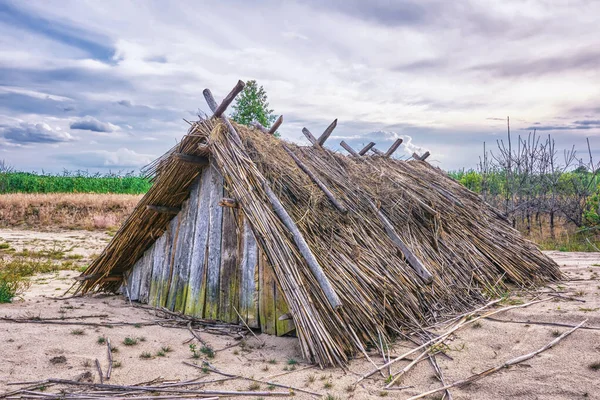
[0,193,141,230]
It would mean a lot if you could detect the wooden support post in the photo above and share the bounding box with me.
[359,142,376,156]
[282,145,348,214]
[317,119,337,146]
[367,199,433,283]
[218,197,238,208]
[385,139,403,158]
[340,141,359,157]
[174,153,209,166]
[269,115,283,134]
[204,85,343,310]
[146,205,181,215]
[371,147,384,156]
[213,80,245,117]
[302,128,318,146]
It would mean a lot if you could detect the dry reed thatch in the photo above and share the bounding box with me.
[77,113,561,367]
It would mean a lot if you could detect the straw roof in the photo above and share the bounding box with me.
[77,84,561,367]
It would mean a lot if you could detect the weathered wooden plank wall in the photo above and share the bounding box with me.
[126,161,295,336]
[239,219,259,328]
[185,167,213,317]
[218,204,239,323]
[204,165,224,320]
[259,253,276,335]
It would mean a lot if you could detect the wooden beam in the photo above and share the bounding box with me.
[371,147,384,156]
[359,142,376,156]
[412,151,431,161]
[252,121,270,134]
[268,115,283,134]
[218,197,238,208]
[340,141,359,157]
[203,86,243,146]
[146,205,181,215]
[262,181,342,309]
[317,119,337,146]
[282,145,348,214]
[214,80,245,117]
[385,139,403,158]
[367,199,433,283]
[174,153,209,166]
[203,88,219,113]
[302,127,318,146]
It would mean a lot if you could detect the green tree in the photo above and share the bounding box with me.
[231,80,278,135]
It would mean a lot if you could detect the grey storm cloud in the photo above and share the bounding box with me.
[70,117,118,132]
[470,49,600,78]
[1,122,74,144]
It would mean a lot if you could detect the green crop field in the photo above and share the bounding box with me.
[0,171,151,194]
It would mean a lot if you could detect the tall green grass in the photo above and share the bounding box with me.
[0,171,151,194]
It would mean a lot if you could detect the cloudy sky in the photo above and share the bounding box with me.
[1,0,599,173]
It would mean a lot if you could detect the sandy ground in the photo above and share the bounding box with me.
[0,230,599,399]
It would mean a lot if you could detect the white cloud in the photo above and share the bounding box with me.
[1,0,600,171]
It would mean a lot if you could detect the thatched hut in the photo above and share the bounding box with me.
[77,80,561,367]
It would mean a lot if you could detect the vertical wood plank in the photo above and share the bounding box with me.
[128,254,143,301]
[166,198,190,311]
[138,247,154,304]
[258,253,276,335]
[148,234,167,307]
[158,214,179,308]
[184,167,213,317]
[218,204,239,323]
[167,174,202,312]
[275,281,295,336]
[204,163,224,319]
[239,218,259,328]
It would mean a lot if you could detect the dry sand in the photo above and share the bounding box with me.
[1,230,599,399]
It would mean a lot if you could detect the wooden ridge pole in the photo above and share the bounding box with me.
[204,83,343,310]
[282,146,348,214]
[371,147,384,155]
[359,142,376,156]
[317,119,337,146]
[302,128,319,146]
[385,139,403,157]
[269,115,283,134]
[367,198,433,283]
[412,151,431,161]
[340,141,359,157]
[213,80,245,117]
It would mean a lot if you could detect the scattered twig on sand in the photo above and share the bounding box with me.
[0,316,156,328]
[356,298,549,384]
[187,321,207,347]
[94,359,103,384]
[184,361,322,397]
[232,305,265,347]
[262,364,315,380]
[1,378,292,397]
[106,338,113,380]
[484,317,600,331]
[406,319,588,400]
[547,293,586,303]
